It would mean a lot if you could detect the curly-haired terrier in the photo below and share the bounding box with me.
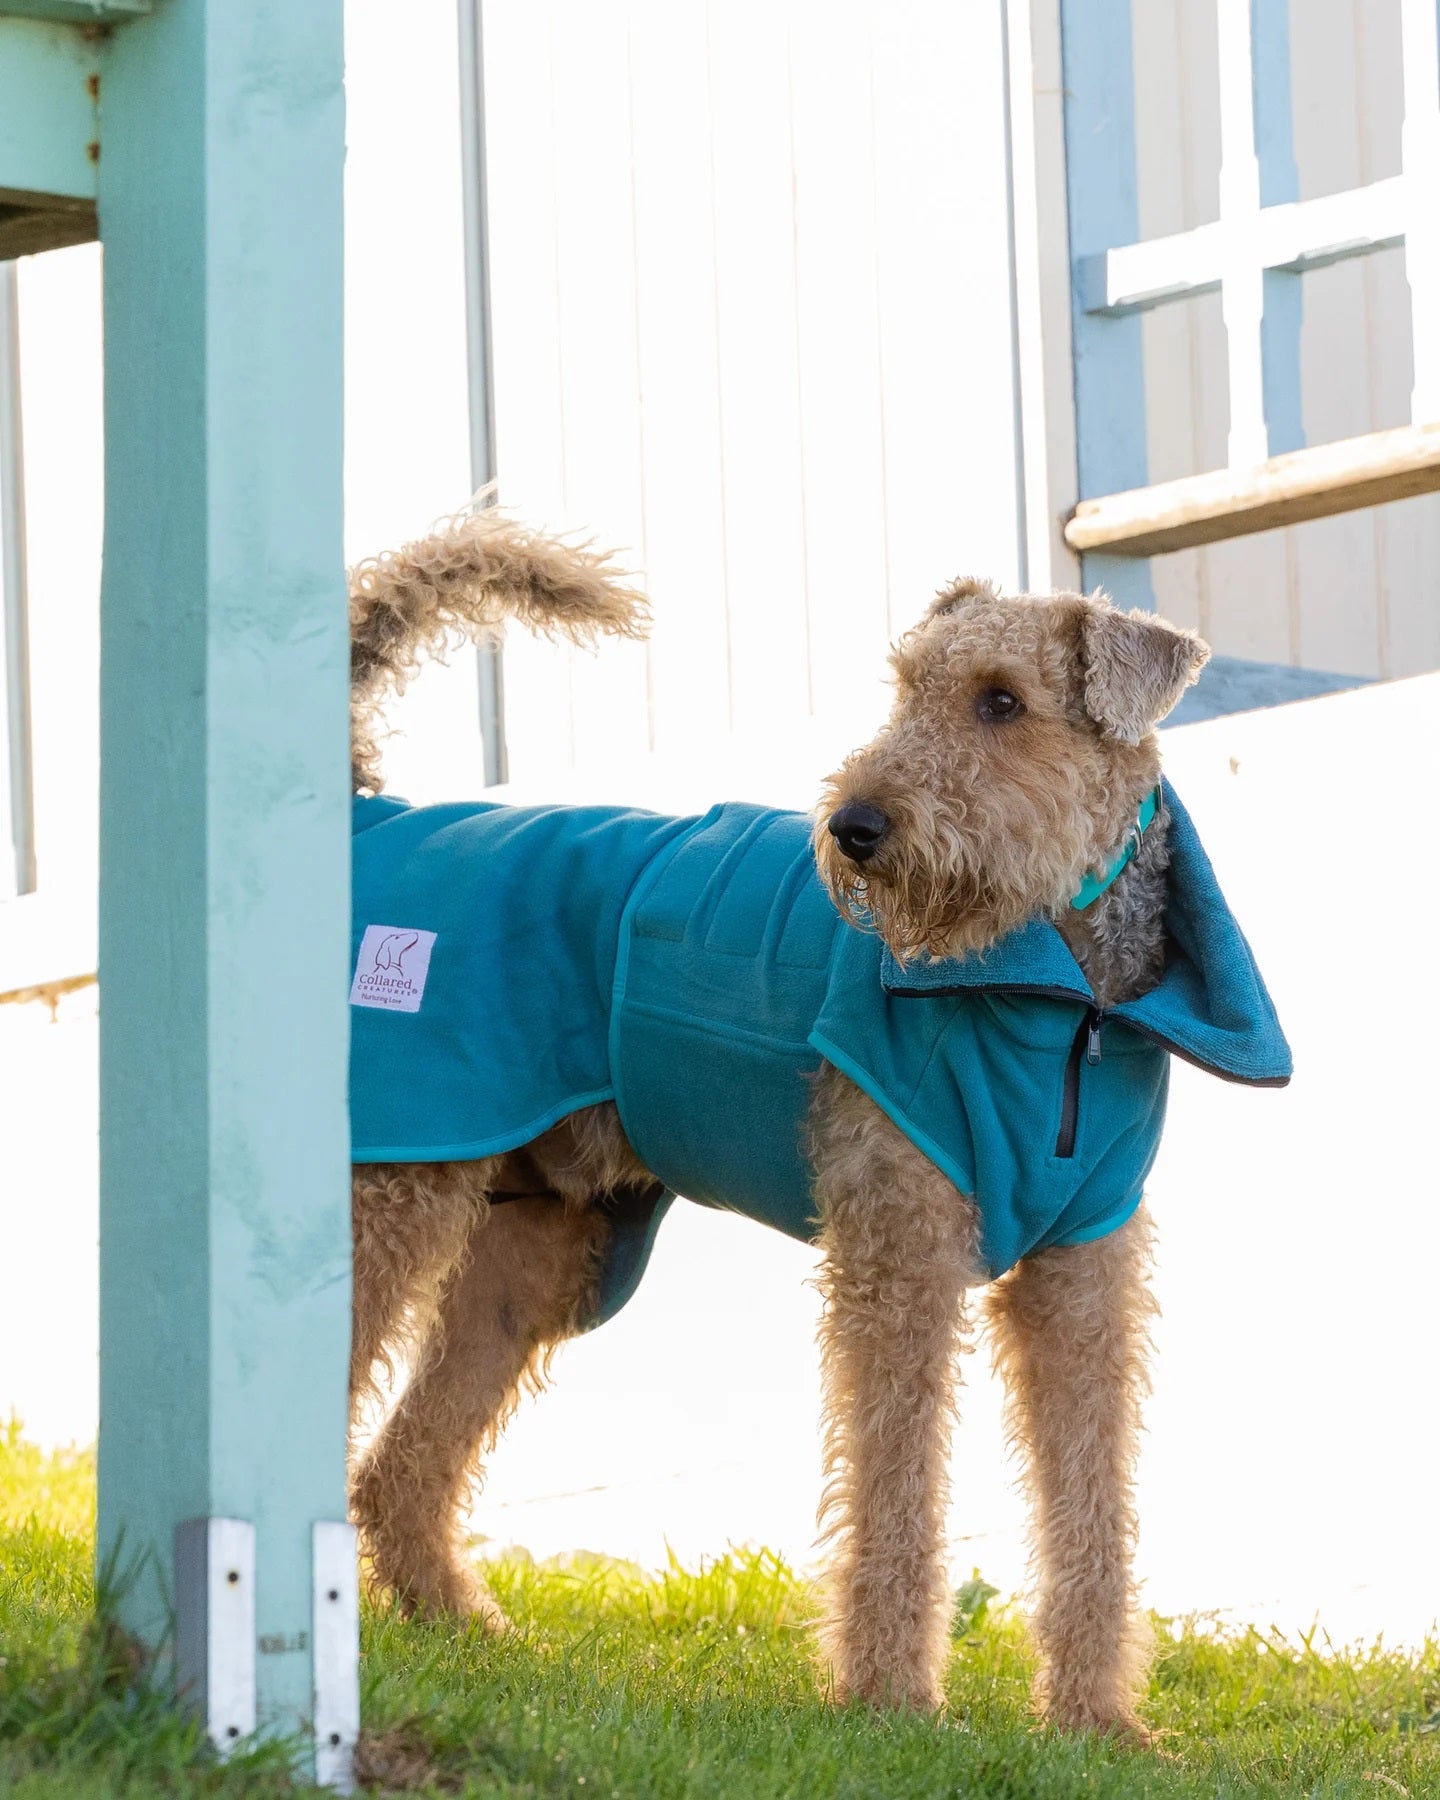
[345,513,1290,1739]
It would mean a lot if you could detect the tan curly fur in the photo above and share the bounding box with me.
[350,1104,648,1621]
[352,1193,612,1626]
[351,1159,493,1414]
[812,581,1206,962]
[810,1063,983,1709]
[346,534,1208,1740]
[348,508,650,793]
[986,1207,1157,1742]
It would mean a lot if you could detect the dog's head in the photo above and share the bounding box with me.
[813,580,1209,961]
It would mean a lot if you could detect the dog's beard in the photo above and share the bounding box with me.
[829,862,1027,963]
[813,810,1088,964]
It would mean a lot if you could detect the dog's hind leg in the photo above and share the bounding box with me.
[986,1205,1156,1740]
[351,1193,608,1624]
[350,1161,490,1418]
[811,1067,982,1711]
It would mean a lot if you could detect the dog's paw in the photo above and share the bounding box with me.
[1042,1703,1151,1747]
[464,1591,514,1637]
[372,1563,514,1633]
[828,1669,945,1714]
[443,1570,514,1636]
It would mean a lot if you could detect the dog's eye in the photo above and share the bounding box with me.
[977,687,1025,723]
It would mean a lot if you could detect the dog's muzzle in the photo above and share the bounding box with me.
[827,802,890,864]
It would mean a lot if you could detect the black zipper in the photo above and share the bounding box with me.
[1055,1007,1104,1158]
[885,978,1094,1004]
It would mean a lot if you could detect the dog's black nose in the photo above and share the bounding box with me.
[827,802,890,863]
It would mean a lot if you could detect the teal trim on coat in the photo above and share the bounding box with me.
[350,784,1291,1325]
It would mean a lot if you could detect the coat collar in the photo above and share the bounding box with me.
[878,780,1292,1086]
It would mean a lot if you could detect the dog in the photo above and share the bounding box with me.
[344,511,1290,1738]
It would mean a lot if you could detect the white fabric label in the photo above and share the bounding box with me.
[350,925,437,1014]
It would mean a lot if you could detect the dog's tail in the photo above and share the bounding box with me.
[349,508,649,792]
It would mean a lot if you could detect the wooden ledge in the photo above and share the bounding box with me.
[1064,421,1440,558]
[0,189,96,258]
[0,970,96,1018]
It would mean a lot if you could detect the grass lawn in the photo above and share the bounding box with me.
[3,1423,1438,1798]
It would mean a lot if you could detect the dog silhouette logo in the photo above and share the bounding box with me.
[351,924,437,1014]
[371,930,419,975]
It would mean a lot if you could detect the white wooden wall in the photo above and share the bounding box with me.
[3,4,1435,873]
[482,0,1025,787]
[1134,0,1440,678]
[7,0,1440,1454]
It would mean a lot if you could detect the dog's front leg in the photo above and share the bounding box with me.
[810,1067,980,1712]
[986,1205,1156,1741]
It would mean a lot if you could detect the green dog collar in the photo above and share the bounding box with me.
[1070,787,1160,911]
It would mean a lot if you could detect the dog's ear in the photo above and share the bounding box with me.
[1081,601,1210,743]
[927,575,999,617]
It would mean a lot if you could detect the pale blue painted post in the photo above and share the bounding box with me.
[95,0,354,1781]
[1059,0,1154,610]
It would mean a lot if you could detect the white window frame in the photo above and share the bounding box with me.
[1006,0,1439,721]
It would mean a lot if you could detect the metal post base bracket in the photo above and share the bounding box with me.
[313,1521,360,1793]
[174,1518,359,1788]
[174,1518,257,1754]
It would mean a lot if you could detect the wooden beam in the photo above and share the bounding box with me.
[0,969,95,1014]
[0,190,96,257]
[0,17,101,211]
[1064,421,1440,557]
[0,15,106,257]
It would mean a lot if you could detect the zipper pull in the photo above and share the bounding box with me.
[1086,1010,1104,1065]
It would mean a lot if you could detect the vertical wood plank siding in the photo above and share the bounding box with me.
[484,0,1026,780]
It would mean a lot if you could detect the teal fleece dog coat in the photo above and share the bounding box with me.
[350,784,1291,1325]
